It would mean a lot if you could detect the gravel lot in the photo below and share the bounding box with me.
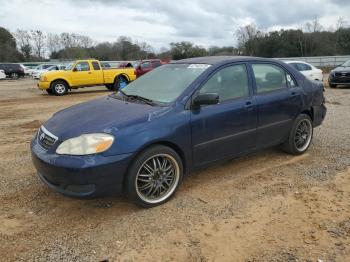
[0,77,349,262]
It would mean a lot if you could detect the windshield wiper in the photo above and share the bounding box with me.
[118,90,156,105]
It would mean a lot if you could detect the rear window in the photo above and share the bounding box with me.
[92,61,101,70]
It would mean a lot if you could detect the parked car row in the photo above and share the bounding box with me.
[32,64,66,79]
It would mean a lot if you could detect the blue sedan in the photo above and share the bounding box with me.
[31,56,326,207]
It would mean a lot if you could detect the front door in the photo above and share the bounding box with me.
[71,61,93,86]
[191,64,257,166]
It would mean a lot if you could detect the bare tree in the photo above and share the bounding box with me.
[31,30,46,58]
[47,33,62,56]
[336,17,348,30]
[14,29,32,59]
[235,24,263,55]
[305,17,323,33]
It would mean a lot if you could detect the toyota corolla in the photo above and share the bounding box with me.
[31,56,326,208]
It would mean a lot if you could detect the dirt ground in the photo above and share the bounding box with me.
[0,77,349,262]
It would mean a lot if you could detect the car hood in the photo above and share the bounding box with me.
[43,95,171,140]
[331,66,350,73]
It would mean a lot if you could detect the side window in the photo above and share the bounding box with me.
[92,61,101,70]
[153,61,162,67]
[252,64,287,94]
[75,62,90,71]
[199,64,249,102]
[297,63,312,71]
[141,62,151,69]
[289,63,299,70]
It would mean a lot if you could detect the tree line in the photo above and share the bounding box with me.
[0,18,349,63]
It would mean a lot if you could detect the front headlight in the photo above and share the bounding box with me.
[56,133,114,155]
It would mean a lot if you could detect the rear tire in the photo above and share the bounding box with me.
[52,80,68,96]
[113,75,128,91]
[282,114,313,155]
[126,145,183,208]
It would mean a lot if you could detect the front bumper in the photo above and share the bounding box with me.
[37,81,50,90]
[31,140,133,198]
[328,75,350,85]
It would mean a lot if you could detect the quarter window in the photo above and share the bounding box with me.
[199,64,249,102]
[252,64,287,93]
[75,62,90,71]
[92,61,101,70]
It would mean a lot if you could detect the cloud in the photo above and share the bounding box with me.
[0,0,349,50]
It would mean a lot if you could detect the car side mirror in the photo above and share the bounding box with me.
[72,68,77,72]
[192,93,219,108]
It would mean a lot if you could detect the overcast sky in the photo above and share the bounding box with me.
[0,0,349,50]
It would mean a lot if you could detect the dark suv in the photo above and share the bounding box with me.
[328,60,350,88]
[0,63,25,79]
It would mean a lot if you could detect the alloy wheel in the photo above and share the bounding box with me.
[135,154,180,204]
[294,119,312,152]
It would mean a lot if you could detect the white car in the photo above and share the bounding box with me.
[32,65,64,79]
[283,61,323,81]
[31,64,56,79]
[0,69,6,79]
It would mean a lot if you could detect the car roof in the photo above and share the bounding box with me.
[173,56,280,65]
[283,60,311,64]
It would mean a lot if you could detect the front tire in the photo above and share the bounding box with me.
[11,73,19,79]
[46,89,53,95]
[282,114,313,155]
[51,80,68,96]
[126,145,183,208]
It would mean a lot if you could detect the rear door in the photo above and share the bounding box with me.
[250,63,302,149]
[91,61,104,85]
[191,63,257,166]
[71,61,93,86]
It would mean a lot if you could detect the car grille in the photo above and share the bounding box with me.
[334,72,350,77]
[37,126,58,150]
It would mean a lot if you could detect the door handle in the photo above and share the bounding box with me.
[290,91,297,97]
[88,72,92,74]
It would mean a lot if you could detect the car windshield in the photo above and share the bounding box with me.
[121,64,210,103]
[342,60,350,67]
[65,63,74,70]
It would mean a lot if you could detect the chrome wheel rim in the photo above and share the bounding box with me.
[54,83,66,94]
[294,119,312,152]
[135,154,180,204]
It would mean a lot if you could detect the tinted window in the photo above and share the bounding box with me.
[153,61,162,67]
[252,64,287,93]
[92,61,101,70]
[200,64,249,102]
[43,65,54,69]
[75,62,90,71]
[289,63,299,70]
[297,63,312,71]
[141,62,151,69]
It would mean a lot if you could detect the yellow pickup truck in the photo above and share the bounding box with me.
[37,59,136,95]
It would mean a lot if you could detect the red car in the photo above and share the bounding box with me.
[135,59,167,78]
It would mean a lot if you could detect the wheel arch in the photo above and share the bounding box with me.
[122,140,188,192]
[301,108,314,122]
[114,73,130,83]
[50,78,70,89]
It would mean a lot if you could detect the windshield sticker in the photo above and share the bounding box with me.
[187,64,211,69]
